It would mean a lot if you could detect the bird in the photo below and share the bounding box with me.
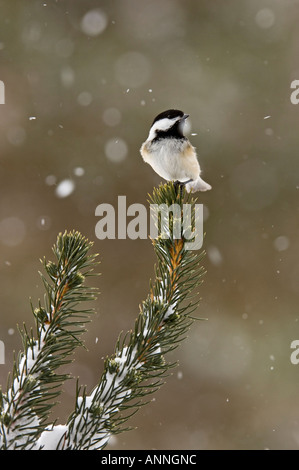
[140,109,212,193]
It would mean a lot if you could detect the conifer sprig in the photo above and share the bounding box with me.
[0,183,206,450]
[0,231,99,450]
[58,183,206,450]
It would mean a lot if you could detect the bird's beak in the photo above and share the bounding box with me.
[183,114,189,120]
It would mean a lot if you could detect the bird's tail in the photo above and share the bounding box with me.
[185,177,212,193]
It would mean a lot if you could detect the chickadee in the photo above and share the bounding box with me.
[140,109,212,193]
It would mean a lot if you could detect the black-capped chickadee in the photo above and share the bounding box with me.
[140,109,212,193]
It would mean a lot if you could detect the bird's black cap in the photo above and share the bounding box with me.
[152,109,185,126]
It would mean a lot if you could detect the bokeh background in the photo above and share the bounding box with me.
[0,0,299,450]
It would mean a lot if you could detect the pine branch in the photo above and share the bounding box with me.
[0,182,207,451]
[50,183,206,450]
[0,231,99,450]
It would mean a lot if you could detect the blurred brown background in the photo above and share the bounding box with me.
[0,0,299,450]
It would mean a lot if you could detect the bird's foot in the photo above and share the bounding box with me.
[173,180,186,199]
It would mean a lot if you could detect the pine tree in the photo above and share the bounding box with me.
[0,182,206,450]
